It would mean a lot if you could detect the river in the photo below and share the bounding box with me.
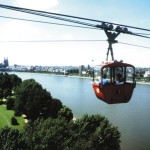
[10,72,150,150]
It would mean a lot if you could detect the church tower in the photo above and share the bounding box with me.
[3,57,9,67]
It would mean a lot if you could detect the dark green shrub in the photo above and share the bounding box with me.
[11,117,19,125]
[6,97,15,110]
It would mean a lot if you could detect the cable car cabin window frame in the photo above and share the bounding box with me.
[100,62,136,86]
[126,66,136,84]
[101,66,126,85]
[93,65,101,83]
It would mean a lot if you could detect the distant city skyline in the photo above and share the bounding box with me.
[0,0,150,67]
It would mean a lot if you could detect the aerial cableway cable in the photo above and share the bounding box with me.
[0,4,150,49]
[0,4,97,29]
[118,42,150,49]
[0,4,150,39]
[0,4,150,32]
[0,6,150,49]
[0,40,149,50]
[0,14,149,39]
[0,40,106,43]
[0,15,100,30]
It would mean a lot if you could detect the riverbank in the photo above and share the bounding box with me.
[49,74,93,79]
[9,72,150,86]
[136,81,150,85]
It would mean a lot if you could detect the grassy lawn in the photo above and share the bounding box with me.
[0,105,25,130]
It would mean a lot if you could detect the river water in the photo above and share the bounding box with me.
[10,72,150,150]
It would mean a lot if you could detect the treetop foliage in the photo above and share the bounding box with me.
[0,73,22,99]
[58,105,73,122]
[23,114,121,150]
[14,79,62,120]
[0,126,28,150]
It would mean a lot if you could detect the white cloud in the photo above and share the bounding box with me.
[14,0,59,11]
[0,20,41,41]
[61,34,74,40]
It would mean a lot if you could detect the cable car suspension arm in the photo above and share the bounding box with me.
[104,30,120,61]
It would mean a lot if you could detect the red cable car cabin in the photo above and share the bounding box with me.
[92,61,136,104]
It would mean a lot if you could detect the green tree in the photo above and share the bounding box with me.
[23,117,70,150]
[46,98,63,118]
[0,73,3,89]
[67,114,121,150]
[3,88,12,98]
[14,79,62,120]
[58,105,73,122]
[6,97,15,110]
[9,74,22,89]
[0,126,28,150]
[2,73,13,90]
[0,88,3,105]
[0,88,3,99]
[0,73,12,98]
[0,73,21,99]
[23,114,120,150]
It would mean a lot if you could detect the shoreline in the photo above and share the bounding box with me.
[49,74,92,79]
[136,81,150,85]
[10,72,150,86]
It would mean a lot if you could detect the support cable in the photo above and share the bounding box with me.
[0,15,99,30]
[0,4,150,32]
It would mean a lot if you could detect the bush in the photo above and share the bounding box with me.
[0,100,3,105]
[6,97,15,110]
[11,117,19,125]
[14,110,22,117]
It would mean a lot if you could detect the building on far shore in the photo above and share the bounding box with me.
[144,70,150,78]
[0,57,9,71]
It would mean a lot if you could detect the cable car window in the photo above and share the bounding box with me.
[102,66,125,84]
[103,67,111,82]
[115,66,125,84]
[93,65,101,82]
[126,67,135,83]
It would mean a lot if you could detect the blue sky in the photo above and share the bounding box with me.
[0,0,150,67]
